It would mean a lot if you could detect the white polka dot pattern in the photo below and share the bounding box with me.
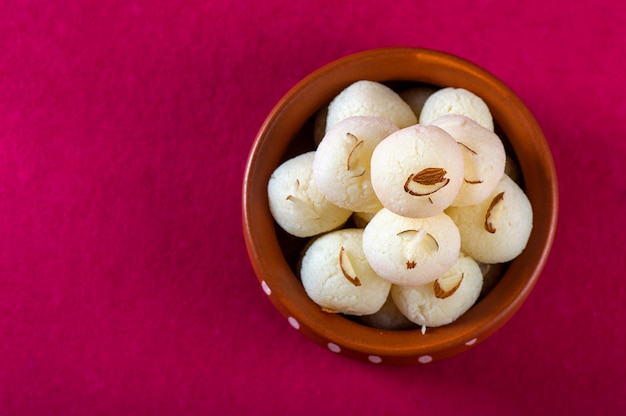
[260,277,480,364]
[368,355,382,364]
[418,355,433,364]
[287,317,300,330]
[261,280,271,296]
[327,343,341,353]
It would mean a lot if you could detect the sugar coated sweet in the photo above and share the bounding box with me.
[325,80,417,132]
[313,116,398,213]
[267,151,352,238]
[430,114,506,206]
[300,228,391,316]
[370,124,464,218]
[419,87,494,131]
[446,174,533,263]
[391,252,483,327]
[362,209,461,286]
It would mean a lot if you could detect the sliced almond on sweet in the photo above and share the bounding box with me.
[338,246,361,286]
[484,191,505,233]
[345,133,366,178]
[398,228,439,269]
[285,194,320,220]
[433,272,464,299]
[404,168,449,196]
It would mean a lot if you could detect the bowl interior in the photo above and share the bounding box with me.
[243,47,558,364]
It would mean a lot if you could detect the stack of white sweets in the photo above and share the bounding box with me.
[267,80,533,331]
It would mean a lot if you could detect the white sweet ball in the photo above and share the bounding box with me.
[391,252,483,327]
[370,124,464,218]
[419,87,494,131]
[446,174,533,263]
[362,208,461,286]
[430,114,506,206]
[313,116,398,213]
[267,151,352,238]
[326,80,417,132]
[300,228,391,316]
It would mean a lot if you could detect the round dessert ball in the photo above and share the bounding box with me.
[419,87,494,131]
[362,209,461,286]
[399,85,437,120]
[267,151,352,238]
[391,252,483,328]
[370,124,464,218]
[446,174,533,263]
[313,116,398,213]
[300,228,391,316]
[430,114,506,206]
[359,293,417,330]
[325,80,417,132]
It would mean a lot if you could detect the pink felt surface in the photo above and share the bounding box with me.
[1,1,625,414]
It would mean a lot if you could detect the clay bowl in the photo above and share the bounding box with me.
[242,47,558,365]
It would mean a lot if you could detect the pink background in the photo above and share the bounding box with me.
[1,1,625,414]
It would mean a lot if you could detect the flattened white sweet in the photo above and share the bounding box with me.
[313,116,398,213]
[359,293,417,330]
[267,152,352,238]
[399,85,437,120]
[326,80,417,131]
[420,87,494,131]
[446,174,533,263]
[362,209,461,286]
[370,124,464,218]
[391,252,483,327]
[430,114,506,206]
[300,228,391,316]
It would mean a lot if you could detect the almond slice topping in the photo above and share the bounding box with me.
[404,168,450,196]
[484,191,505,233]
[338,246,361,286]
[434,272,464,299]
[458,142,483,184]
[285,179,320,220]
[285,195,320,220]
[397,228,439,268]
[397,229,439,252]
[458,141,478,155]
[345,133,366,178]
